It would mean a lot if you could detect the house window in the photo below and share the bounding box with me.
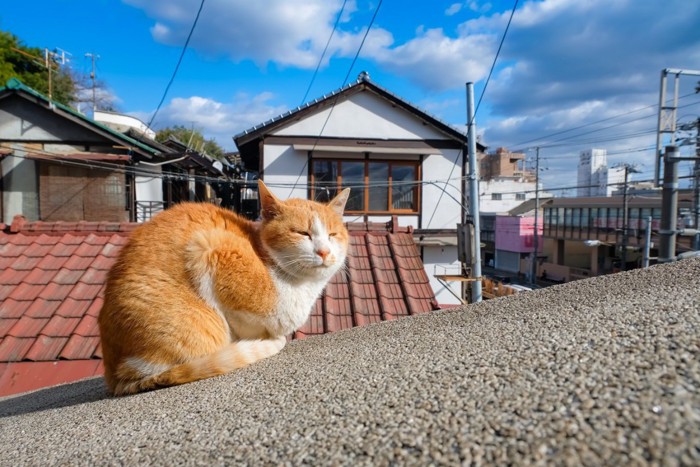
[491,193,502,200]
[515,193,526,200]
[311,159,419,213]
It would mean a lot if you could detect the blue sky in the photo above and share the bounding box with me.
[2,0,700,190]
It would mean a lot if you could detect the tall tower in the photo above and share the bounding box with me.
[577,149,608,197]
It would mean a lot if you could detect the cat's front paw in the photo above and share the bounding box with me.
[270,335,287,352]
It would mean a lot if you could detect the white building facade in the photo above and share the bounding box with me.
[235,76,485,305]
[577,149,623,197]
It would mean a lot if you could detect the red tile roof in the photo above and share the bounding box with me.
[0,215,438,367]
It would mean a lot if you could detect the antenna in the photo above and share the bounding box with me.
[85,52,100,114]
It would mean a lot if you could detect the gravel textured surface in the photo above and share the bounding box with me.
[1,259,699,466]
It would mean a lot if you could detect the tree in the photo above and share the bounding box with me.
[156,125,225,159]
[0,30,77,106]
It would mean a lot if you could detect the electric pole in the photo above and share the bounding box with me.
[530,147,540,285]
[614,163,640,270]
[85,52,99,113]
[466,82,482,303]
[694,117,700,250]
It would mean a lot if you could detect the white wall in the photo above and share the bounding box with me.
[135,165,163,203]
[421,150,463,230]
[422,245,462,306]
[1,148,38,224]
[277,93,447,141]
[263,145,309,200]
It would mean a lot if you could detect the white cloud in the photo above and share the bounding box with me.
[124,0,357,69]
[133,93,288,151]
[445,3,462,16]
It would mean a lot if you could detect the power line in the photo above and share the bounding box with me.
[511,92,699,149]
[429,0,519,227]
[147,0,206,130]
[300,0,349,105]
[289,0,383,196]
[473,0,519,123]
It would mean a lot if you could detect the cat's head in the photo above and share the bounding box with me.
[258,180,350,280]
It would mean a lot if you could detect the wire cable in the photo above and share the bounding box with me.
[300,0,348,105]
[147,0,206,130]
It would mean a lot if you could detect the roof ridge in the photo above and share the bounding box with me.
[233,75,472,145]
[6,215,138,235]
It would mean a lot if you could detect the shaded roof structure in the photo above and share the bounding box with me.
[0,214,438,396]
[0,78,160,160]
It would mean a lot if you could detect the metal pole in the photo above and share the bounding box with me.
[466,82,482,302]
[654,70,667,186]
[643,216,652,268]
[530,147,540,285]
[694,117,700,250]
[621,165,629,271]
[659,145,679,263]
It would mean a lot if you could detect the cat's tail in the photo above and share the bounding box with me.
[111,337,287,396]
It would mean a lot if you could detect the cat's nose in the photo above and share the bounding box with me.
[316,248,330,261]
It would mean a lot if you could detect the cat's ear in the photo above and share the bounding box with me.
[328,188,350,217]
[258,180,282,219]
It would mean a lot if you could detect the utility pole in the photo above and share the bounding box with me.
[694,117,700,250]
[85,53,99,113]
[643,216,652,268]
[530,147,540,285]
[659,145,680,263]
[654,68,700,186]
[466,82,482,303]
[614,163,640,270]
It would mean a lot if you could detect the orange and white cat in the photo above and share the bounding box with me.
[98,180,350,395]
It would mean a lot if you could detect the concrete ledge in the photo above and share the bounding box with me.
[2,259,699,465]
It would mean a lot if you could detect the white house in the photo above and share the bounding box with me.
[234,73,486,305]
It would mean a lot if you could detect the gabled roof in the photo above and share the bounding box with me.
[0,213,438,394]
[0,78,160,160]
[234,74,484,150]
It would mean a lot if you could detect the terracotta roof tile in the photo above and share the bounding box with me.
[37,282,72,301]
[41,315,81,337]
[55,298,92,318]
[24,299,62,318]
[0,285,16,302]
[62,255,94,270]
[85,297,104,317]
[0,298,29,319]
[8,316,50,337]
[0,318,19,336]
[0,336,35,361]
[48,241,80,258]
[10,256,42,271]
[59,335,100,360]
[53,268,86,285]
[0,268,30,285]
[25,336,69,361]
[80,267,107,284]
[22,242,55,258]
[8,283,45,301]
[35,255,70,270]
[1,217,439,364]
[73,314,99,336]
[68,282,102,301]
[23,268,58,285]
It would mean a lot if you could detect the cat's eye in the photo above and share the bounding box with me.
[329,232,338,238]
[294,230,311,238]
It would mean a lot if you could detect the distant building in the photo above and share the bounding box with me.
[479,147,549,213]
[577,149,624,197]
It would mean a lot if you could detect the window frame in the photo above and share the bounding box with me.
[310,158,421,214]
